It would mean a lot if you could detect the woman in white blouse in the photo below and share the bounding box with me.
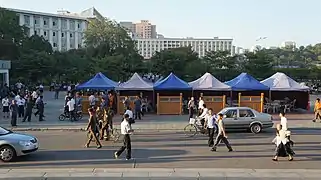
[272,124,295,161]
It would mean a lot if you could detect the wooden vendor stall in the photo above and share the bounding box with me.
[117,95,137,114]
[81,95,102,113]
[157,93,182,115]
[238,93,264,112]
[200,93,226,112]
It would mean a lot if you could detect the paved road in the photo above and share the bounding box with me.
[2,128,321,169]
[1,129,321,179]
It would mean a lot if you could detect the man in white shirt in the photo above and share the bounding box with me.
[211,113,233,152]
[114,114,134,160]
[124,107,134,124]
[67,97,76,121]
[17,97,26,118]
[205,108,217,147]
[198,104,208,127]
[32,90,38,101]
[198,97,204,115]
[279,112,287,131]
[279,112,293,146]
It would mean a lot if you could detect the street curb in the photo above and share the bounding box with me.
[10,127,186,132]
[1,168,321,178]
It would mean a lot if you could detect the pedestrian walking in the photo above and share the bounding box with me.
[211,113,233,152]
[85,108,102,149]
[272,124,295,161]
[22,97,33,122]
[188,97,195,120]
[114,114,134,160]
[2,96,10,118]
[205,108,216,147]
[37,96,45,121]
[17,96,25,118]
[9,100,18,127]
[134,96,142,120]
[313,98,321,122]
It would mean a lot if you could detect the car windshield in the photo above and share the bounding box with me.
[218,109,228,115]
[0,127,11,136]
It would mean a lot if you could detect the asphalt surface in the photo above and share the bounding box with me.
[1,178,317,180]
[1,128,321,169]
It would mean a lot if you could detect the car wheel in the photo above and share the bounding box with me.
[250,123,262,134]
[0,145,16,162]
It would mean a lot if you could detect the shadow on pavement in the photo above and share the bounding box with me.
[3,149,187,168]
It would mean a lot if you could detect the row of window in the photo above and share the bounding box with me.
[34,31,79,39]
[24,15,84,30]
[137,41,232,44]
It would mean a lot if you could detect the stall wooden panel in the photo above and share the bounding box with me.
[117,95,136,115]
[81,96,102,114]
[201,93,226,112]
[157,93,182,115]
[238,93,264,112]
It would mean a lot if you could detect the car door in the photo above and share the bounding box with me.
[222,109,238,129]
[238,109,256,129]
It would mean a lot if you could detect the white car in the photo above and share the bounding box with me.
[0,126,39,162]
[218,107,274,133]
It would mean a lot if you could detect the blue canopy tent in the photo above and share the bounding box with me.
[154,73,192,90]
[153,73,191,115]
[76,72,118,90]
[225,73,269,112]
[225,73,269,91]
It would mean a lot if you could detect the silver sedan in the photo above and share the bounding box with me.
[218,107,274,133]
[0,126,39,162]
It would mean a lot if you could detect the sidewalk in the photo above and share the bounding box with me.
[1,113,320,131]
[0,168,320,179]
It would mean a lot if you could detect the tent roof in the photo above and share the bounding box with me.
[154,72,192,90]
[189,72,231,90]
[260,72,310,91]
[225,73,269,91]
[76,72,117,90]
[117,73,153,90]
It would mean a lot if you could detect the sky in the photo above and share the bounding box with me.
[0,0,320,49]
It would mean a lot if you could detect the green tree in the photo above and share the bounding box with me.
[242,51,273,79]
[0,7,26,60]
[83,18,146,81]
[150,47,200,80]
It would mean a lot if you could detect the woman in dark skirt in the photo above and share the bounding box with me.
[272,124,295,161]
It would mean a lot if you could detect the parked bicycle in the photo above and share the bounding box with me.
[184,117,217,137]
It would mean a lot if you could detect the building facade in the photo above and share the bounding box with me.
[135,37,233,59]
[120,20,157,39]
[7,7,103,51]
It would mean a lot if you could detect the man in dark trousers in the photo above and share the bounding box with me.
[134,96,142,120]
[10,100,18,127]
[37,96,45,121]
[114,114,134,160]
[211,113,233,152]
[23,97,33,122]
[85,108,102,149]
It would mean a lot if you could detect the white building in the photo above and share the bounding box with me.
[281,41,296,49]
[135,37,233,59]
[7,7,103,51]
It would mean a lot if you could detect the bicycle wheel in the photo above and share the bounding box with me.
[112,129,121,142]
[184,124,197,137]
[76,113,83,121]
[58,114,65,121]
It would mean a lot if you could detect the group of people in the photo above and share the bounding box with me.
[1,86,45,127]
[84,97,134,160]
[188,96,295,161]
